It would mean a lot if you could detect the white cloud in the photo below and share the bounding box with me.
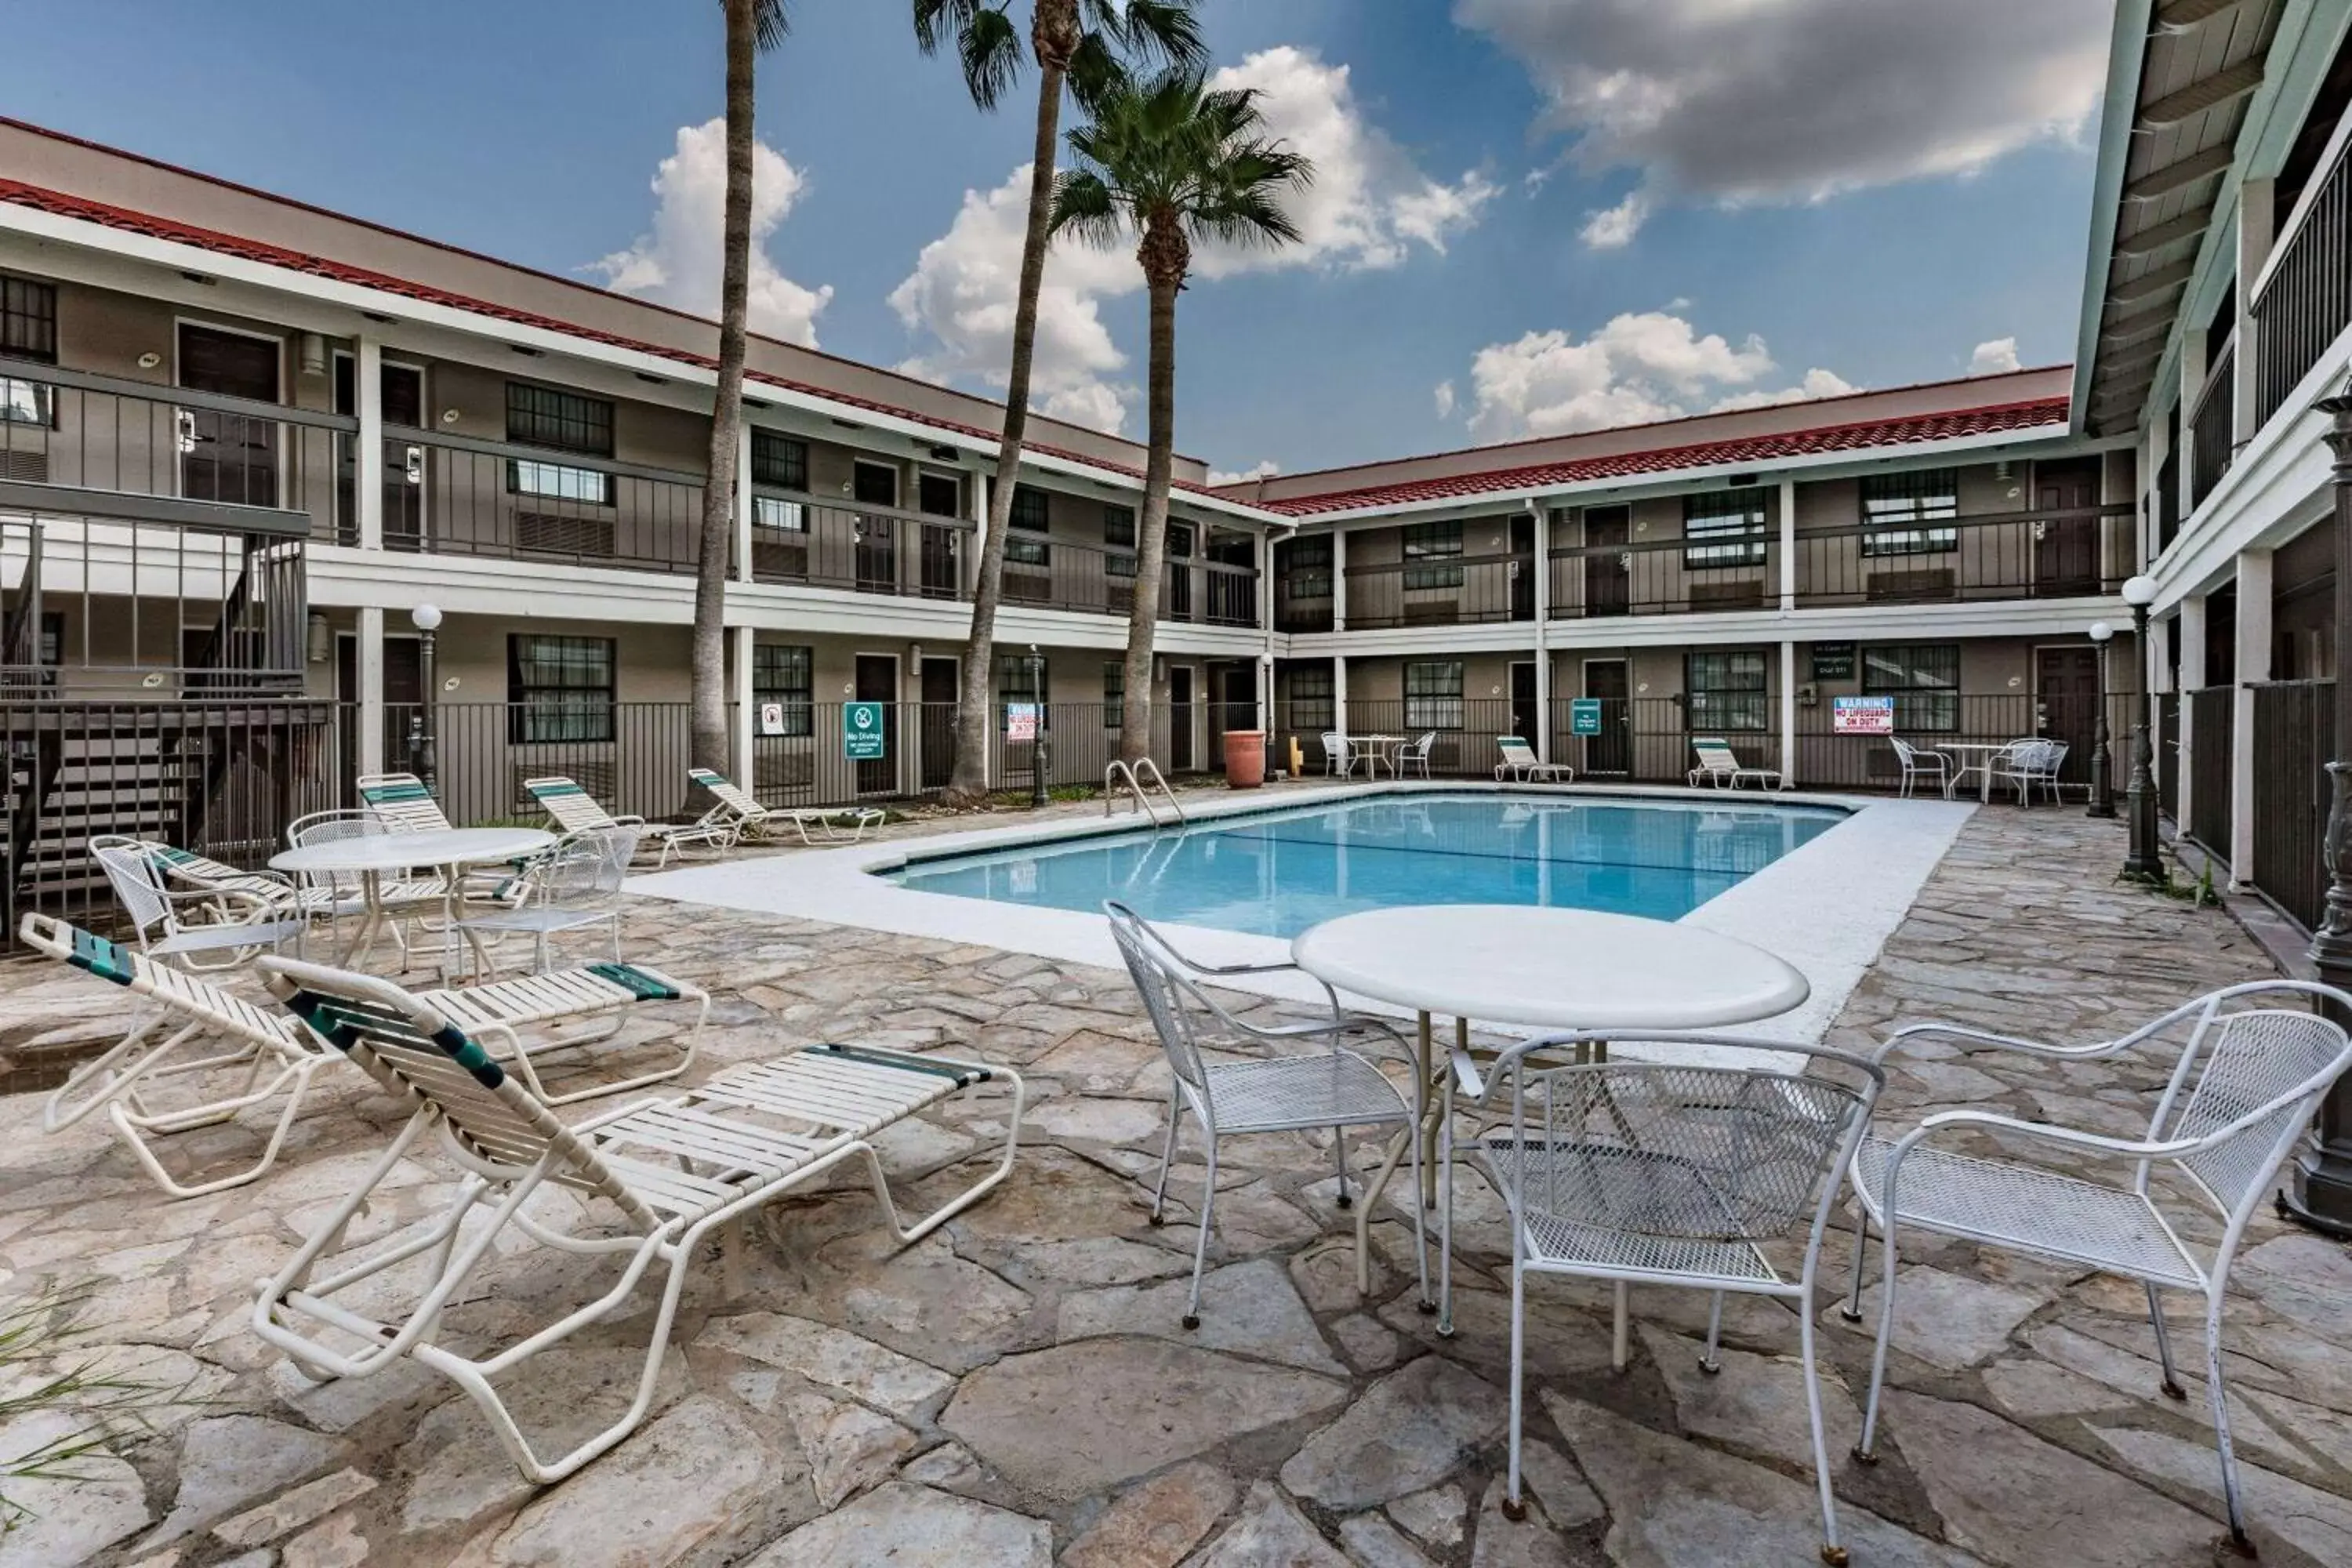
[889,45,1495,431]
[1967,336,2024,376]
[588,119,833,347]
[1209,459,1283,486]
[1455,313,1854,443]
[1456,0,2107,243]
[1434,379,1457,420]
[1578,188,1651,249]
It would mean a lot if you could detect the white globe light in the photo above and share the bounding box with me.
[2089,621,2114,642]
[410,603,443,632]
[2122,575,2158,607]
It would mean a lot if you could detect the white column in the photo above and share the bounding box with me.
[2229,549,2273,888]
[1778,640,1798,785]
[2178,330,2208,523]
[2143,418,2169,568]
[2235,177,2274,446]
[357,605,386,775]
[1333,653,1348,741]
[733,417,755,584]
[1533,504,1553,760]
[729,625,756,783]
[969,470,990,597]
[1777,476,1798,611]
[2176,593,2208,833]
[355,338,383,550]
[1331,528,1348,632]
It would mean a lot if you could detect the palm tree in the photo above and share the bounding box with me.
[690,0,790,775]
[1051,71,1310,764]
[912,0,1203,805]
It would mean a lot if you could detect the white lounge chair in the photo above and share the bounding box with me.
[1493,736,1573,784]
[22,913,337,1196]
[1888,737,1951,799]
[523,775,734,868]
[688,767,885,846]
[88,836,309,973]
[251,956,1024,1483]
[354,774,536,906]
[1687,736,1785,790]
[1842,982,2352,1558]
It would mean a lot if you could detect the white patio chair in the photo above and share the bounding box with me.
[1450,1031,1882,1565]
[124,837,354,928]
[88,836,308,973]
[1688,736,1784,791]
[1841,982,2352,1557]
[250,956,1023,1483]
[1397,731,1438,779]
[453,826,641,980]
[1493,737,1573,784]
[1104,901,1430,1327]
[284,810,452,965]
[524,775,733,867]
[1319,731,1353,778]
[687,767,885,847]
[1887,737,1951,799]
[20,913,336,1196]
[1990,738,2067,806]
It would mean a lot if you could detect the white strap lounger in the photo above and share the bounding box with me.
[252,957,1024,1484]
[688,767,886,847]
[523,775,735,867]
[416,958,710,1105]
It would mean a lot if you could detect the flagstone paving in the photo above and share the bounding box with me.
[2,802,2349,1566]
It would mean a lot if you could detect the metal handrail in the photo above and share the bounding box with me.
[1105,759,1185,826]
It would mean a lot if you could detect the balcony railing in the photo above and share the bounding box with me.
[2252,121,2352,428]
[1546,532,1775,620]
[2190,343,2236,510]
[1340,550,1535,629]
[1788,503,2129,608]
[743,488,971,598]
[371,424,708,574]
[998,532,1258,627]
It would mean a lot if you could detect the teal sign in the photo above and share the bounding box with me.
[844,702,887,760]
[1569,698,1603,737]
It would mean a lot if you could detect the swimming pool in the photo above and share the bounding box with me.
[887,793,1848,938]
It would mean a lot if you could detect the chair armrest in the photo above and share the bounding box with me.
[1871,1020,2128,1065]
[1449,1044,1485,1100]
[1890,1108,2199,1164]
[609,814,648,827]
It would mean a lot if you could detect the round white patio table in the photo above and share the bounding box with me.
[1290,904,1809,1347]
[1936,741,2025,804]
[271,827,555,971]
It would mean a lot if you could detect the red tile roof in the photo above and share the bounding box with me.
[1253,397,2074,517]
[0,176,1233,501]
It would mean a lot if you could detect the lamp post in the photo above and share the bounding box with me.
[2281,392,2352,1236]
[2086,621,2116,818]
[1028,644,1049,811]
[2121,575,2165,881]
[409,602,441,793]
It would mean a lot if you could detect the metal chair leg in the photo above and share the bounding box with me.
[1800,1295,1848,1566]
[1854,1210,1902,1463]
[1839,1203,1870,1323]
[1183,1137,1219,1330]
[1148,1091,1179,1226]
[1334,1127,1352,1210]
[2146,1282,2187,1400]
[2205,1300,2256,1557]
[1503,1221,1528,1523]
[1700,1292,1725,1374]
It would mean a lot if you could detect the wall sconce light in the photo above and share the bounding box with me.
[440,409,462,425]
[908,644,923,669]
[137,352,162,370]
[299,332,328,376]
[307,612,331,664]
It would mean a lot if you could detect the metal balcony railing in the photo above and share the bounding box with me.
[2190,343,2236,510]
[372,425,708,574]
[2253,120,2352,428]
[1341,550,1536,629]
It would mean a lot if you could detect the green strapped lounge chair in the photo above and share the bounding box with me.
[250,956,1025,1483]
[687,767,885,847]
[354,773,535,907]
[523,775,735,867]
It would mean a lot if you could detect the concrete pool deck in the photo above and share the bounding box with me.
[628,779,1976,1047]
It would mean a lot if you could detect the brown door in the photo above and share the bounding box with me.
[853,463,899,593]
[2034,459,2100,597]
[335,636,426,805]
[1165,521,1196,622]
[334,359,426,548]
[917,473,962,599]
[1584,506,1631,616]
[1168,665,1194,771]
[179,324,280,506]
[1510,661,1537,742]
[855,655,898,796]
[920,657,957,789]
[2036,645,2101,786]
[1584,658,1631,775]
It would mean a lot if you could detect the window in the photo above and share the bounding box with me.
[1682,490,1767,568]
[753,644,814,736]
[1860,469,1959,556]
[1283,535,1334,600]
[750,429,808,490]
[1287,666,1335,731]
[1104,505,1136,579]
[506,382,614,505]
[1007,485,1051,567]
[997,652,1047,730]
[1103,661,1124,728]
[1862,643,1960,732]
[1686,652,1769,732]
[753,495,807,532]
[1,276,56,426]
[1404,660,1465,730]
[508,634,615,744]
[1402,521,1464,590]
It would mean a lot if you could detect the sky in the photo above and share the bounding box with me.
[0,1,2113,481]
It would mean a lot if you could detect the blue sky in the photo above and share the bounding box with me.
[0,1,2111,477]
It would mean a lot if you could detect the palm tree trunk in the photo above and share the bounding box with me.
[691,0,758,777]
[1121,263,1179,766]
[946,7,1076,806]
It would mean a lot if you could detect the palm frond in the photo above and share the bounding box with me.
[1048,169,1126,248]
[956,5,1025,110]
[749,0,789,52]
[912,0,981,56]
[1065,30,1127,113]
[1106,0,1207,72]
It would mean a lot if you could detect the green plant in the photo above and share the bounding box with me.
[1,1287,184,1533]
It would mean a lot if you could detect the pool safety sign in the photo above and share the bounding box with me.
[1832,695,1896,735]
[758,702,786,737]
[1005,703,1040,743]
[844,702,888,760]
[1569,698,1603,737]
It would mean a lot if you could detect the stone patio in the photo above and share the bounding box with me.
[3,801,2350,1567]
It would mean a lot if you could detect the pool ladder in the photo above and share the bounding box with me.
[1105,759,1185,827]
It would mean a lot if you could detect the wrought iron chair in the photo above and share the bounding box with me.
[1319,731,1354,779]
[1888,737,1951,799]
[454,826,642,978]
[1397,731,1438,779]
[1104,901,1430,1328]
[1988,738,2067,806]
[1842,982,2352,1557]
[88,836,307,972]
[1449,1032,1882,1565]
[284,809,448,965]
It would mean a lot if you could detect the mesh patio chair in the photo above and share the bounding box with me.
[454,826,641,979]
[88,836,308,972]
[121,837,353,928]
[1397,732,1438,779]
[1888,737,1951,799]
[284,810,453,967]
[1319,731,1353,778]
[1494,737,1573,783]
[21,913,336,1196]
[1988,738,2067,806]
[1105,901,1431,1328]
[251,956,1022,1483]
[1447,1032,1882,1565]
[686,767,884,846]
[523,775,734,866]
[1842,982,2352,1557]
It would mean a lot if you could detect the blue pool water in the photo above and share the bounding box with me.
[887,793,1846,938]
